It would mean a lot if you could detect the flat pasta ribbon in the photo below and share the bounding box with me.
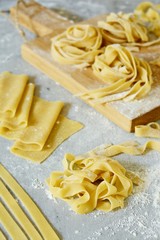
[98,12,148,44]
[0,83,35,130]
[100,140,160,157]
[134,1,160,37]
[7,97,64,151]
[0,72,28,119]
[135,122,160,138]
[47,153,133,214]
[81,45,153,103]
[51,24,103,68]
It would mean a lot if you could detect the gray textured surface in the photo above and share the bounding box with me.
[0,1,160,240]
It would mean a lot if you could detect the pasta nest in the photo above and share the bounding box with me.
[47,153,133,214]
[83,44,153,102]
[51,24,103,68]
[98,12,149,44]
[134,2,160,37]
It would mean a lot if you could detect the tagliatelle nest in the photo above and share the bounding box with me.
[98,12,149,44]
[134,2,160,37]
[51,24,103,68]
[81,44,153,103]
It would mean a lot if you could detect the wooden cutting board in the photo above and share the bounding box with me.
[10,1,160,132]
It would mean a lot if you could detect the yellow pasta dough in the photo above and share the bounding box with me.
[101,140,160,157]
[135,122,160,138]
[0,83,35,130]
[0,72,84,163]
[47,152,134,214]
[0,164,59,240]
[0,230,7,240]
[11,115,83,163]
[51,24,103,68]
[134,2,160,37]
[0,180,42,240]
[0,72,28,119]
[81,44,153,102]
[4,96,64,151]
[98,12,148,44]
[0,202,28,240]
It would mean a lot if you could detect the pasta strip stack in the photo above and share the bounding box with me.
[0,72,83,162]
[47,153,133,214]
[47,137,160,214]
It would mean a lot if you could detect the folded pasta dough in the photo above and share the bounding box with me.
[0,83,35,133]
[134,2,160,37]
[0,72,28,119]
[11,96,64,151]
[81,45,153,102]
[11,115,83,163]
[51,24,103,68]
[47,153,133,214]
[135,122,160,138]
[98,12,148,44]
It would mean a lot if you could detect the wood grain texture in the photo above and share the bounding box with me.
[10,1,72,36]
[11,1,160,132]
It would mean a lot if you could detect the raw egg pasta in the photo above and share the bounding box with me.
[51,24,103,68]
[0,72,83,163]
[0,164,60,240]
[134,1,160,37]
[47,153,133,214]
[0,72,28,119]
[81,45,153,103]
[98,12,148,44]
[135,122,160,138]
[0,83,35,130]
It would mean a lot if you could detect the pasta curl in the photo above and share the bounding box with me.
[98,12,149,44]
[51,24,103,68]
[134,2,160,37]
[47,153,133,214]
[135,122,160,138]
[82,45,153,102]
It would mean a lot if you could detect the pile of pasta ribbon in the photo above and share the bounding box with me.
[47,153,133,214]
[50,2,160,103]
[51,25,103,68]
[0,72,83,162]
[98,12,148,44]
[82,44,153,102]
[134,2,160,37]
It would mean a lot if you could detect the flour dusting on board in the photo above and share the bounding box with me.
[110,66,160,120]
[27,35,160,121]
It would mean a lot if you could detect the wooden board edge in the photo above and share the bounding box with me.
[131,106,160,132]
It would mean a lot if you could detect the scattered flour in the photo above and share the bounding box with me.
[31,178,44,189]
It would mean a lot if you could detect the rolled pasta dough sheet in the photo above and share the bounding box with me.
[0,72,28,119]
[11,115,84,163]
[11,96,64,151]
[0,83,35,133]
